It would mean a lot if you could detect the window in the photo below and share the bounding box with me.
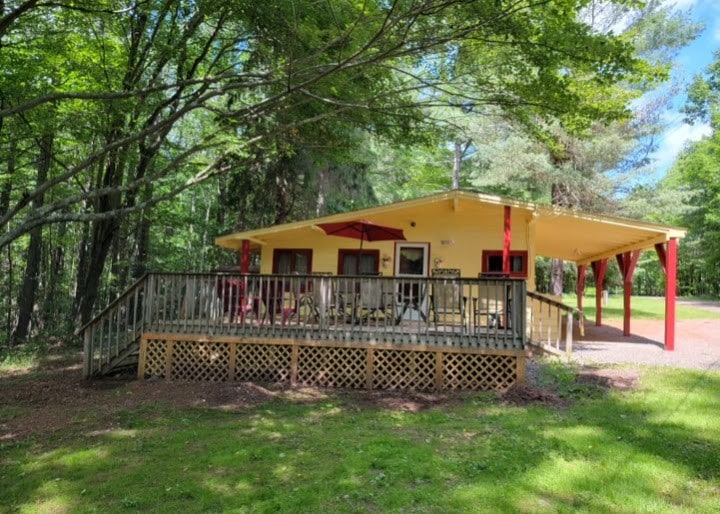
[482,250,528,278]
[338,250,379,275]
[273,249,312,274]
[395,243,429,277]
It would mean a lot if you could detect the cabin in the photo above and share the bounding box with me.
[81,190,685,391]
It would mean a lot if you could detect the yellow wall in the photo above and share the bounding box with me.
[254,200,535,288]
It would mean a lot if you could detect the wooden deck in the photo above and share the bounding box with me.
[81,272,529,391]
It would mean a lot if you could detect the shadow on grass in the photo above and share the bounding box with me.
[2,367,720,513]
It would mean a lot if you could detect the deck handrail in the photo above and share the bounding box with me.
[526,290,583,357]
[82,274,149,377]
[77,273,149,336]
[84,272,528,377]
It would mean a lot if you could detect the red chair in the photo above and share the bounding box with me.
[216,277,254,323]
[262,280,299,325]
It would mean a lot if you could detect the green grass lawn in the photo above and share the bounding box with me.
[2,365,720,513]
[569,295,720,321]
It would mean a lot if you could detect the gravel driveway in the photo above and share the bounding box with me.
[571,317,720,371]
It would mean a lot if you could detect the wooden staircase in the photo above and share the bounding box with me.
[79,275,148,377]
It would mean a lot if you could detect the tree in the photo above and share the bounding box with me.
[0,0,663,341]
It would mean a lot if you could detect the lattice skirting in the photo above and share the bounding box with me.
[138,333,526,391]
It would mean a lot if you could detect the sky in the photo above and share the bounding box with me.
[650,0,720,173]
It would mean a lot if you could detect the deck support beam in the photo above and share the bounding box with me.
[616,250,642,337]
[590,259,608,327]
[656,239,677,351]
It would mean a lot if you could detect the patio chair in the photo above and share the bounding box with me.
[394,278,429,324]
[474,274,509,329]
[430,268,467,331]
[358,277,394,322]
[256,278,298,326]
[216,277,255,323]
[305,272,342,324]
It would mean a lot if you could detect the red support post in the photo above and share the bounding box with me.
[617,250,641,337]
[240,239,250,274]
[664,239,678,351]
[591,259,608,327]
[655,243,667,273]
[503,206,511,274]
[577,264,586,312]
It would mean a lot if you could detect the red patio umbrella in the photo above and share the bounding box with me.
[316,219,406,274]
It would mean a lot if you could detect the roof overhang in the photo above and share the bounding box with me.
[532,205,685,265]
[215,190,686,263]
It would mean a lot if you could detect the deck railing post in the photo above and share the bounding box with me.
[83,328,92,378]
[137,336,147,380]
[565,311,573,358]
[228,342,237,381]
[145,274,155,330]
[164,339,174,379]
[435,351,444,390]
[366,348,375,389]
[291,343,299,386]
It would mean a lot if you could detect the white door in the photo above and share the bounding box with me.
[394,243,429,321]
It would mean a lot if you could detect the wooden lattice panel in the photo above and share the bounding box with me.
[170,340,230,381]
[296,346,366,388]
[443,353,516,391]
[373,349,436,391]
[138,334,522,392]
[144,339,167,378]
[235,344,292,383]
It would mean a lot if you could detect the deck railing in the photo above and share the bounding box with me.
[526,290,583,357]
[80,274,148,377]
[81,272,527,377]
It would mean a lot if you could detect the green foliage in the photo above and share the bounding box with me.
[536,360,606,399]
[0,0,703,342]
[661,49,720,297]
[2,365,720,512]
[0,343,42,371]
[580,295,720,321]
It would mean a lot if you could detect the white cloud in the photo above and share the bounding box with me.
[654,121,712,171]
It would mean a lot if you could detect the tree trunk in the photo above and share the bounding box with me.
[11,134,52,343]
[76,217,120,325]
[74,135,126,325]
[549,182,573,297]
[315,166,328,217]
[453,140,463,189]
[1,136,14,342]
[43,222,67,328]
[551,258,564,296]
[72,216,91,320]
[0,116,12,218]
[132,186,152,279]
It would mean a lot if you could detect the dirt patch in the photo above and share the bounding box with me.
[501,384,569,408]
[501,365,640,408]
[0,354,288,442]
[1,353,647,442]
[576,367,640,391]
[343,389,469,412]
[0,353,475,442]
